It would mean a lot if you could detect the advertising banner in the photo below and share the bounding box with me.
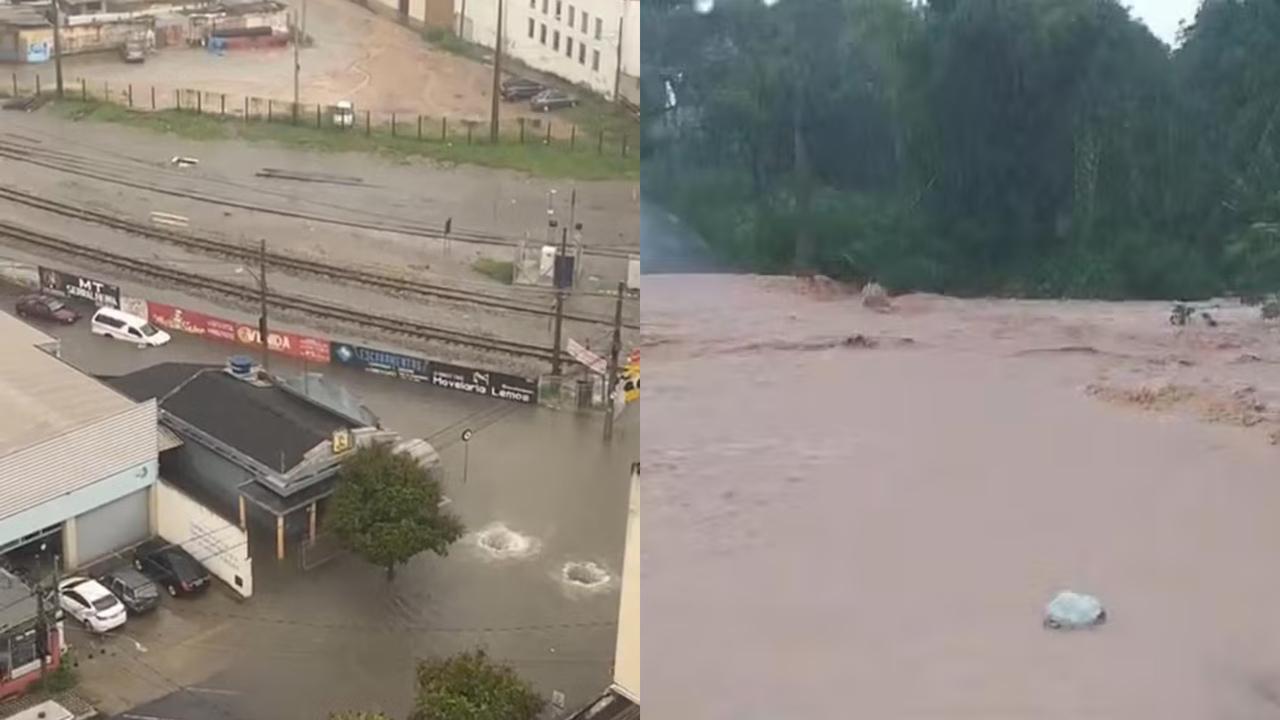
[566,338,607,375]
[149,302,331,363]
[38,266,121,309]
[331,342,431,382]
[430,361,538,405]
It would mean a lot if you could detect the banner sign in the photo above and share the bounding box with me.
[149,302,331,363]
[331,342,431,382]
[430,361,538,405]
[39,266,121,309]
[566,338,607,375]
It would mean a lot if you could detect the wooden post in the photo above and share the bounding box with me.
[268,99,273,122]
[151,85,155,110]
[34,75,40,96]
[417,114,422,139]
[244,95,249,121]
[570,124,576,150]
[316,103,321,128]
[221,93,226,116]
[275,515,285,561]
[239,495,247,530]
[10,73,15,97]
[441,116,447,141]
[467,123,473,144]
[365,110,370,136]
[545,122,552,145]
[196,90,202,114]
[391,112,396,137]
[80,77,86,101]
[128,84,134,107]
[519,117,525,144]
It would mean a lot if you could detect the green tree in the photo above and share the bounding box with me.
[330,443,464,580]
[408,650,546,720]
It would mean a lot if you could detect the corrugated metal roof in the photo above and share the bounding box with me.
[0,311,137,456]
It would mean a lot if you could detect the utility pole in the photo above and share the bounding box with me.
[603,281,625,441]
[258,239,270,371]
[489,0,504,143]
[550,225,568,376]
[35,584,46,680]
[613,15,623,105]
[292,12,301,124]
[51,0,64,98]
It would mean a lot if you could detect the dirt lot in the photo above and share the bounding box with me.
[644,273,1280,719]
[6,0,551,122]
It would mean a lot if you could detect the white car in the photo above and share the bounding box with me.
[59,577,127,633]
[91,307,171,347]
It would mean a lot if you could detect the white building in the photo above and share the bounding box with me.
[0,312,164,569]
[457,0,639,102]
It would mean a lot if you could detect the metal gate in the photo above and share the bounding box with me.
[75,489,149,567]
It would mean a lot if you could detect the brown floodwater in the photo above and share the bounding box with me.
[643,273,1280,719]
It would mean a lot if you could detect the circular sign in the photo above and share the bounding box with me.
[461,429,474,443]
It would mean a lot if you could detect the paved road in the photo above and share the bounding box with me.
[640,200,718,275]
[12,303,636,719]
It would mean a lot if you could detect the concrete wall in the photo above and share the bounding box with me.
[157,479,253,597]
[613,464,639,700]
[460,0,634,99]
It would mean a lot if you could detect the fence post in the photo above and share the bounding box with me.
[545,122,551,145]
[244,96,249,121]
[365,110,370,136]
[417,114,422,140]
[391,112,396,137]
[175,88,180,110]
[35,75,40,96]
[570,124,576,150]
[151,85,156,110]
[197,91,202,114]
[467,123,473,144]
[622,133,628,157]
[128,84,133,107]
[80,78,86,101]
[519,117,525,144]
[597,129,604,155]
[441,117,447,141]
[316,103,321,129]
[221,93,226,117]
[267,100,272,122]
[11,73,15,98]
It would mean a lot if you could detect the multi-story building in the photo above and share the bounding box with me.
[457,0,639,102]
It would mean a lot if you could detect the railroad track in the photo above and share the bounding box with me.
[0,139,639,260]
[0,219,559,364]
[0,184,640,330]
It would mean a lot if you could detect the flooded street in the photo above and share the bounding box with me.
[643,272,1280,718]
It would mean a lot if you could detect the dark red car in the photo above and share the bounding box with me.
[15,293,80,324]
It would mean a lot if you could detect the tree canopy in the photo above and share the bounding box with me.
[407,650,546,720]
[644,0,1280,299]
[330,443,464,579]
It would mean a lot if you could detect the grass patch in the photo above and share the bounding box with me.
[424,27,484,60]
[472,257,514,283]
[47,99,638,180]
[30,658,78,694]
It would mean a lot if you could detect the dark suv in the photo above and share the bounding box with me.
[132,539,211,597]
[101,567,161,614]
[500,77,545,101]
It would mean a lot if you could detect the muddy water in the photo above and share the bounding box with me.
[643,274,1280,719]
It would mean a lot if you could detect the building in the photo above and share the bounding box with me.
[0,5,52,63]
[458,0,639,101]
[0,569,63,702]
[106,359,437,560]
[0,312,160,571]
[568,461,639,719]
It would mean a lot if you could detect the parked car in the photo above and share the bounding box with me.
[133,539,210,597]
[121,34,146,63]
[14,294,80,324]
[500,77,544,101]
[530,89,577,112]
[101,567,160,614]
[58,577,127,633]
[91,307,170,347]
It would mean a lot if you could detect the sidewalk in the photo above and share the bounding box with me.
[0,689,98,719]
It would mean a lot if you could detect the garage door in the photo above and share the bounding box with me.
[75,489,149,566]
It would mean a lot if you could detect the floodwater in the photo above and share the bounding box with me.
[643,271,1280,719]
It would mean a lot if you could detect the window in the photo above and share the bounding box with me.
[579,43,586,64]
[595,17,602,39]
[529,0,535,7]
[592,48,600,71]
[553,30,560,51]
[541,0,547,13]
[568,5,574,25]
[566,37,573,57]
[555,0,561,18]
[581,11,588,32]
[540,23,547,43]
[528,18,535,37]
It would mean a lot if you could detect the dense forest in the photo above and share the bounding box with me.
[641,0,1280,299]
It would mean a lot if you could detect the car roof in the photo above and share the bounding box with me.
[60,576,112,601]
[93,307,145,323]
[105,567,154,586]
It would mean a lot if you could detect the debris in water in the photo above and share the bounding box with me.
[170,156,199,168]
[562,561,610,589]
[1044,590,1107,630]
[472,523,539,559]
[861,281,892,312]
[844,334,878,349]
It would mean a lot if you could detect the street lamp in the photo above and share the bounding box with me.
[233,238,270,371]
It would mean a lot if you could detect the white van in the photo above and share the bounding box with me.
[91,307,171,347]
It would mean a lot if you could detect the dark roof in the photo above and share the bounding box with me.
[106,363,360,471]
[567,691,638,720]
